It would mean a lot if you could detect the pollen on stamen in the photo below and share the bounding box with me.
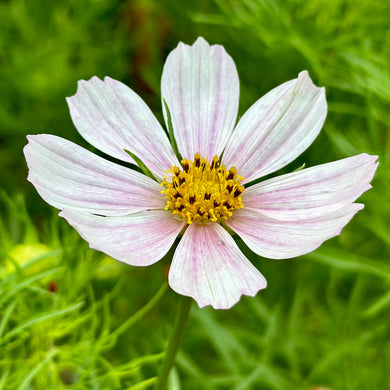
[161,154,245,224]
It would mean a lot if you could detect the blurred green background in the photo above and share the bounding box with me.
[1,0,389,389]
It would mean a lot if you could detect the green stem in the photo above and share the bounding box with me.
[153,295,192,390]
[110,282,168,341]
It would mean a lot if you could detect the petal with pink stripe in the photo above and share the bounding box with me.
[60,209,185,266]
[223,71,327,183]
[243,153,378,221]
[226,205,363,260]
[161,37,239,161]
[169,223,267,309]
[24,135,165,215]
[67,76,179,180]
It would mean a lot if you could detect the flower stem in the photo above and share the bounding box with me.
[110,282,168,340]
[153,295,192,390]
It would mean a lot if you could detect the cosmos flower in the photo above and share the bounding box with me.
[24,37,378,309]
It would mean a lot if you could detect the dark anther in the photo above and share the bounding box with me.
[226,184,233,193]
[177,204,184,211]
[195,156,200,167]
[211,158,218,170]
[234,187,243,197]
[189,195,195,204]
[179,176,185,185]
[204,193,211,200]
[182,161,189,172]
[227,171,235,180]
[213,200,220,207]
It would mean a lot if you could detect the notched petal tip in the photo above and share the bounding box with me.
[176,276,267,310]
[66,76,103,100]
[227,203,365,260]
[175,36,209,50]
[343,153,379,192]
[65,73,179,178]
[23,134,166,215]
[222,68,328,182]
[168,223,267,310]
[296,71,327,113]
[162,35,239,160]
[297,70,324,89]
[297,70,326,98]
[297,70,312,83]
[243,151,378,223]
[25,133,43,142]
[193,36,208,45]
[24,134,53,160]
[25,133,34,145]
[362,152,379,166]
[192,36,230,55]
[359,153,379,190]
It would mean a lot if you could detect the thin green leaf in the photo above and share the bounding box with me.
[17,349,58,390]
[107,282,168,342]
[163,99,181,161]
[0,302,84,345]
[0,370,9,390]
[127,377,157,390]
[293,163,306,172]
[0,300,17,339]
[124,150,156,181]
[306,247,390,279]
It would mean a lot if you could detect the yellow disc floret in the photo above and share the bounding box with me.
[161,153,245,224]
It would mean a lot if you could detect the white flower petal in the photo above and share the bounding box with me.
[222,71,327,183]
[24,135,165,215]
[226,205,363,260]
[67,76,179,180]
[244,153,378,221]
[161,37,239,161]
[60,209,185,266]
[169,223,267,309]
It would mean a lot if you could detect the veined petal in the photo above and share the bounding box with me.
[244,153,378,221]
[60,210,185,266]
[226,205,363,260]
[67,76,179,181]
[24,135,165,215]
[222,71,327,183]
[169,223,267,309]
[161,37,239,161]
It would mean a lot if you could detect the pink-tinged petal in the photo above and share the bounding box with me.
[222,71,327,183]
[226,205,363,260]
[169,223,267,309]
[67,76,179,181]
[24,135,165,215]
[60,210,185,266]
[244,153,378,221]
[161,37,239,161]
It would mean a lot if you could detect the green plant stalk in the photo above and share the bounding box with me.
[110,282,168,341]
[153,295,192,390]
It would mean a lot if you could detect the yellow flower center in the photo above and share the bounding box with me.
[161,153,245,224]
